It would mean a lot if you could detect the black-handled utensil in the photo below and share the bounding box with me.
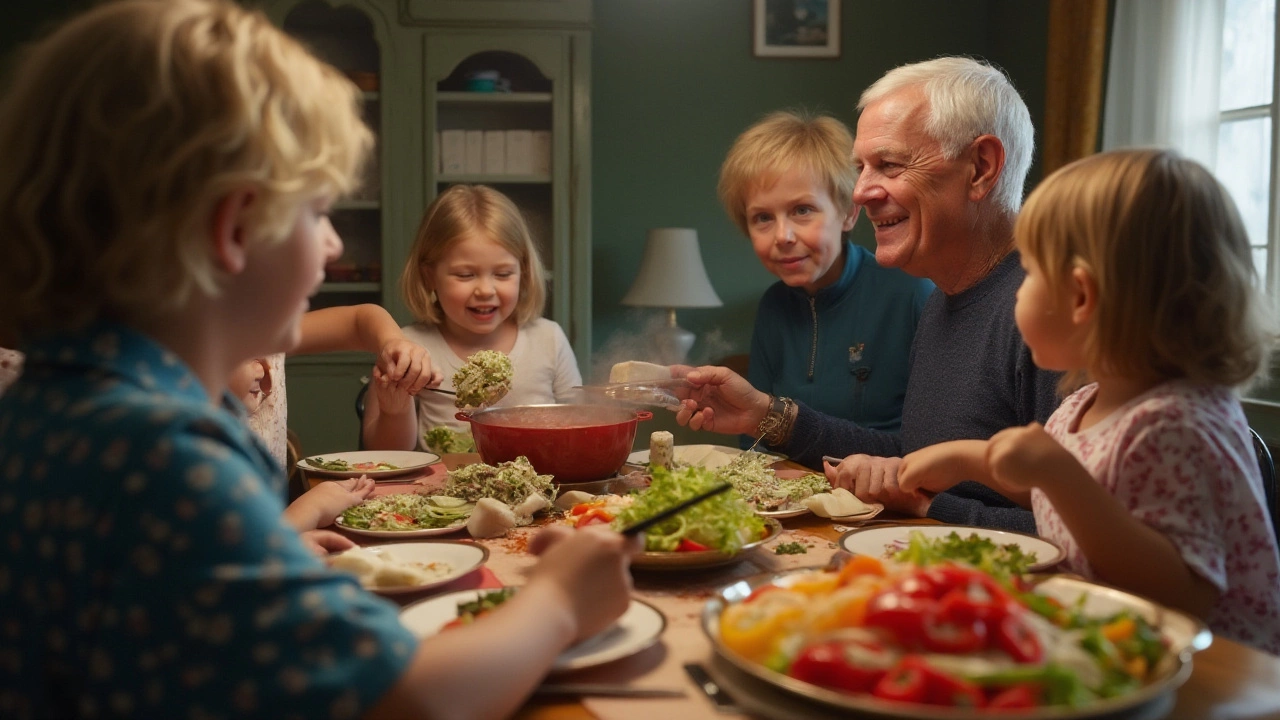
[619,483,733,536]
[683,663,741,713]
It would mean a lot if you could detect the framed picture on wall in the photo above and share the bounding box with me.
[753,0,840,59]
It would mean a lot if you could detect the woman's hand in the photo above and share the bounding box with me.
[671,365,771,435]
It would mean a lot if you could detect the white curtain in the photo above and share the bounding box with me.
[1102,0,1227,167]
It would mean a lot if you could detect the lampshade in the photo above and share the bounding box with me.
[621,228,723,308]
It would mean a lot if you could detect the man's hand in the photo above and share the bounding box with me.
[824,454,931,517]
[671,365,770,435]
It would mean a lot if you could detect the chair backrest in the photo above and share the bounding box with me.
[355,382,369,450]
[1250,427,1278,538]
[285,428,307,503]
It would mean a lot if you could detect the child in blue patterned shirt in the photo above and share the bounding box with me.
[0,2,638,718]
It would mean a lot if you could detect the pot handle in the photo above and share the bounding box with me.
[634,410,654,422]
[455,411,473,422]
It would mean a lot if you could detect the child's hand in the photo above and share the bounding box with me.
[899,440,988,494]
[986,423,1071,493]
[285,476,376,532]
[300,529,355,557]
[371,366,415,416]
[526,525,642,643]
[376,338,442,395]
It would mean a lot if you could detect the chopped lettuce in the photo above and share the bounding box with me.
[894,530,1036,578]
[340,493,473,530]
[613,465,766,552]
[422,426,476,454]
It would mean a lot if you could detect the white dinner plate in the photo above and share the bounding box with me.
[757,502,884,521]
[298,450,441,479]
[627,444,786,470]
[401,589,666,672]
[334,515,469,539]
[838,524,1065,572]
[335,541,488,597]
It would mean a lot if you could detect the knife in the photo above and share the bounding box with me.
[683,662,741,713]
[619,483,733,536]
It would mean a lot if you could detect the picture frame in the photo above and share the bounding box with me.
[753,0,841,59]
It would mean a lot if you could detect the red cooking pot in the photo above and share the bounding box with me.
[456,404,653,483]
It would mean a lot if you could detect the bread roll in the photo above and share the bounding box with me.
[609,361,671,383]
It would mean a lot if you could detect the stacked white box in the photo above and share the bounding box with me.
[532,131,552,176]
[483,131,506,174]
[505,130,533,175]
[440,129,466,174]
[464,130,485,174]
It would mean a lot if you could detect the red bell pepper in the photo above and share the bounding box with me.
[993,613,1044,663]
[676,538,710,552]
[788,640,890,695]
[864,591,931,648]
[872,657,928,703]
[921,611,987,654]
[917,661,986,707]
[988,682,1042,709]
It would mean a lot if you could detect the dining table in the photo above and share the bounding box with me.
[309,452,1280,720]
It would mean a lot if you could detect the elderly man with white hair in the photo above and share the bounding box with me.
[676,57,1059,533]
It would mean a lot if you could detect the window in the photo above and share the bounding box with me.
[1217,0,1277,291]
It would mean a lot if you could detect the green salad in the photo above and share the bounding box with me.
[443,456,556,506]
[894,529,1038,578]
[613,465,766,552]
[423,426,476,454]
[453,350,513,409]
[340,493,473,531]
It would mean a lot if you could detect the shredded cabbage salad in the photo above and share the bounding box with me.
[444,456,557,506]
[340,493,473,530]
[718,451,830,511]
[612,465,766,552]
[893,530,1037,579]
[452,350,513,408]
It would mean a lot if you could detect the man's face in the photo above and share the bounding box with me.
[852,88,978,284]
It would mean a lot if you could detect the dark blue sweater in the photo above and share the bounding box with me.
[777,252,1061,534]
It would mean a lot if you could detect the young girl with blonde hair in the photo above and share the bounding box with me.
[362,184,581,450]
[899,148,1280,654]
[0,2,636,717]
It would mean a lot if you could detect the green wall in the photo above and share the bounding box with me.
[590,0,1050,375]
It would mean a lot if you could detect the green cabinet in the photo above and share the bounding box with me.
[256,0,592,455]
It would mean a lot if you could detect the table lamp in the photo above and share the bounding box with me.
[621,228,723,363]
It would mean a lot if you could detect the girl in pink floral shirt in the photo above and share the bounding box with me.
[900,149,1280,654]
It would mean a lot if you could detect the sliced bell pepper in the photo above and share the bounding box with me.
[788,639,890,695]
[718,590,806,662]
[916,661,986,707]
[872,656,928,703]
[987,682,1042,709]
[993,613,1044,664]
[677,537,711,552]
[575,507,615,527]
[864,590,931,648]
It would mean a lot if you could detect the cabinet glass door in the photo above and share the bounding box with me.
[284,1,383,311]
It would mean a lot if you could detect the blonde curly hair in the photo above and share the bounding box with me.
[0,0,372,345]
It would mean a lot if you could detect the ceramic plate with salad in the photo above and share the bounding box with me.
[298,450,441,479]
[400,587,667,672]
[335,493,473,538]
[701,558,1210,719]
[561,464,783,570]
[839,525,1065,574]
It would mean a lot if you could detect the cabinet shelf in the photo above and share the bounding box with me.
[319,282,380,293]
[437,173,551,184]
[437,91,552,105]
